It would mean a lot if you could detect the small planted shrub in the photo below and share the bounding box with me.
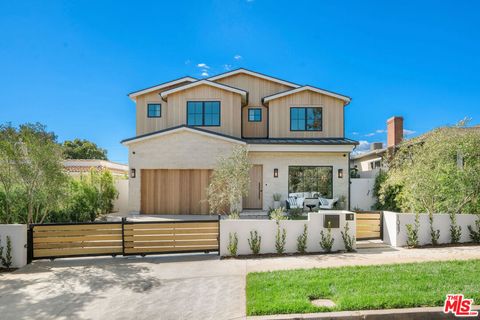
[468,216,480,244]
[288,208,303,219]
[275,222,287,254]
[297,224,308,254]
[227,232,238,256]
[406,213,420,248]
[449,212,462,244]
[429,213,440,246]
[270,207,287,221]
[273,193,282,202]
[1,236,12,270]
[320,221,334,252]
[228,211,240,220]
[248,230,261,255]
[341,222,355,252]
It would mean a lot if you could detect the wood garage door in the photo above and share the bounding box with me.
[141,169,213,214]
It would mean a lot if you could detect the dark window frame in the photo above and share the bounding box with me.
[186,101,221,127]
[147,103,162,118]
[290,107,323,131]
[288,165,333,199]
[248,108,262,122]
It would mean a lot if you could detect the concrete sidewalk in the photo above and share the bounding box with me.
[0,245,479,320]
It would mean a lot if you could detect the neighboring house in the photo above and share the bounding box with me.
[350,116,403,178]
[63,159,129,177]
[121,68,358,214]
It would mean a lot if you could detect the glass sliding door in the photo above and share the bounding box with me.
[288,166,333,198]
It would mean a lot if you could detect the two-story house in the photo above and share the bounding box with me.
[121,68,358,214]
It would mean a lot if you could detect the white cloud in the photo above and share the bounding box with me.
[184,59,191,65]
[201,71,209,77]
[197,63,210,69]
[234,54,242,60]
[354,140,371,154]
[376,129,386,133]
[224,64,232,71]
[403,129,416,135]
[352,132,359,135]
[365,133,375,137]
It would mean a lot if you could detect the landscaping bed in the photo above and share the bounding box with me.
[246,259,480,316]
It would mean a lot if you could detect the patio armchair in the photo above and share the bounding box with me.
[318,197,339,210]
[286,197,305,210]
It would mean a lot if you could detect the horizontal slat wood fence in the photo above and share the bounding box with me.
[30,219,220,260]
[355,211,382,240]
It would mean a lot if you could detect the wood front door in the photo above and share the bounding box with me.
[243,165,263,209]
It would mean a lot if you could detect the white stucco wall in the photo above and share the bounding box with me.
[249,152,350,211]
[350,178,376,211]
[383,211,479,247]
[127,130,242,213]
[113,178,129,214]
[220,211,356,256]
[0,224,27,268]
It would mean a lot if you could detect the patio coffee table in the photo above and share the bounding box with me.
[304,198,318,212]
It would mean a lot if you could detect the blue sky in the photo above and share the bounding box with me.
[1,1,479,163]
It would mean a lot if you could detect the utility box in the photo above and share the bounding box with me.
[323,215,340,228]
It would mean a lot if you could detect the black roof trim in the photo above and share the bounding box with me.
[243,137,359,145]
[127,76,197,96]
[262,85,351,103]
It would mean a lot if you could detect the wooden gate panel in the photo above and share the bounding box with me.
[356,211,382,240]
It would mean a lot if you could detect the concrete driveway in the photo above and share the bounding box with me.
[0,254,246,320]
[2,245,480,320]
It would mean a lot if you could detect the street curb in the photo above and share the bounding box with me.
[247,305,480,320]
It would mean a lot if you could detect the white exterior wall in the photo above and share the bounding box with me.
[220,211,355,256]
[0,224,27,268]
[350,178,376,211]
[127,130,242,213]
[383,211,479,247]
[113,179,129,214]
[249,152,350,211]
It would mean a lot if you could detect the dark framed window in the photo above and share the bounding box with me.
[288,166,333,198]
[248,108,262,122]
[187,101,220,126]
[290,107,322,131]
[147,103,161,118]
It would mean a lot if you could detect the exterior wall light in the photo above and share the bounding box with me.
[338,169,343,179]
[274,168,278,178]
[130,168,136,178]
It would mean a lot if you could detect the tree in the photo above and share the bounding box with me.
[0,123,68,224]
[207,146,251,215]
[378,124,480,214]
[63,138,108,160]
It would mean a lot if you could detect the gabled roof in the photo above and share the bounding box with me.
[262,85,351,105]
[160,79,248,104]
[208,68,301,88]
[121,125,246,146]
[128,76,197,100]
[244,137,358,145]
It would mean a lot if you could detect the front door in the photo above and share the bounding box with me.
[243,165,263,209]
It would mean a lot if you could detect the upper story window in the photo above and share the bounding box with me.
[290,107,322,131]
[147,103,161,118]
[187,101,220,126]
[248,108,262,122]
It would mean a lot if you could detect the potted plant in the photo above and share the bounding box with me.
[273,193,282,209]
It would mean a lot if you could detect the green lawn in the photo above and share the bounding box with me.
[247,259,480,316]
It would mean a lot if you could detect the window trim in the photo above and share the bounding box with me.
[288,165,334,199]
[186,101,221,127]
[248,108,262,122]
[289,107,323,131]
[147,103,162,118]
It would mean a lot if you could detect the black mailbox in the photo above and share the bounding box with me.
[346,213,354,221]
[324,214,340,228]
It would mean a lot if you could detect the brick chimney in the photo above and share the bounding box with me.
[387,116,403,147]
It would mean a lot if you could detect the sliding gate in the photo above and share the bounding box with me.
[29,218,219,261]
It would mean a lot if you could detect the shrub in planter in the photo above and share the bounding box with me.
[273,193,282,209]
[227,232,238,256]
[228,211,240,220]
[275,222,287,254]
[288,208,303,219]
[449,212,462,244]
[248,230,261,255]
[320,221,334,252]
[297,224,308,254]
[429,213,440,246]
[406,213,420,247]
[341,222,355,252]
[270,207,287,221]
[0,236,12,270]
[468,216,480,243]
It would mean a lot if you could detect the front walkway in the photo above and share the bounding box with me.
[1,245,479,320]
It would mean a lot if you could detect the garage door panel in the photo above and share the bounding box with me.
[141,169,212,214]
